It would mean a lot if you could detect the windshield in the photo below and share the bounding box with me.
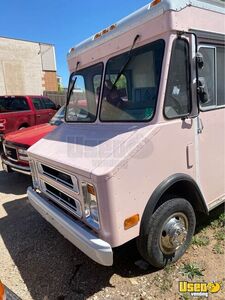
[66,63,103,122]
[100,39,165,122]
[49,105,65,126]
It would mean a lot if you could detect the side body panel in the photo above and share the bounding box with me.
[0,97,56,135]
[198,109,225,205]
[95,118,196,247]
[0,96,36,134]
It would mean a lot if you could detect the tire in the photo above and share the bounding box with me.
[137,198,196,268]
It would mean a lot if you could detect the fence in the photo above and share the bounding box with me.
[43,91,66,107]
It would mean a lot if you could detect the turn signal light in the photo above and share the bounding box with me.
[87,184,96,196]
[0,281,5,300]
[150,0,161,7]
[124,214,140,230]
[93,24,117,40]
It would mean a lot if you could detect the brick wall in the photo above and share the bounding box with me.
[42,71,58,92]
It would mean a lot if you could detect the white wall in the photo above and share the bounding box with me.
[40,44,56,71]
[0,37,50,95]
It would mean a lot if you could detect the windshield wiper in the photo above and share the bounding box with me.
[109,34,140,92]
[66,61,80,106]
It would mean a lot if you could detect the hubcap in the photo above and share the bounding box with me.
[159,212,188,255]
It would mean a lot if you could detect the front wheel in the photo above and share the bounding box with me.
[137,198,196,268]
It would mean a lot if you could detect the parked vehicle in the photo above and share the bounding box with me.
[27,0,225,268]
[0,95,57,141]
[1,106,65,175]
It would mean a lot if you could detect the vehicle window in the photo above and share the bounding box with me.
[93,73,128,100]
[43,98,56,110]
[217,47,225,106]
[198,46,216,108]
[49,105,65,126]
[100,39,165,122]
[66,63,103,122]
[164,39,191,119]
[0,97,29,112]
[32,98,45,110]
[93,74,102,95]
[199,45,225,109]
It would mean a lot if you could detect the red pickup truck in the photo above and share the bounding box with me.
[0,95,57,141]
[1,105,65,175]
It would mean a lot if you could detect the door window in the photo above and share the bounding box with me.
[43,98,56,110]
[199,45,225,109]
[32,98,45,110]
[164,39,191,119]
[217,47,225,106]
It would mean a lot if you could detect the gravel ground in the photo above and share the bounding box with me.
[0,156,224,300]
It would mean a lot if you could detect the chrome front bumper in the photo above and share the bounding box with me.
[1,155,31,175]
[27,187,113,266]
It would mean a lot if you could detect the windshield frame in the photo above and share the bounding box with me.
[65,62,104,123]
[99,39,165,123]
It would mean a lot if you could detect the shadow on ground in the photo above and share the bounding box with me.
[0,170,31,195]
[0,198,157,300]
[1,192,224,300]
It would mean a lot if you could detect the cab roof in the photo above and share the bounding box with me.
[67,0,225,60]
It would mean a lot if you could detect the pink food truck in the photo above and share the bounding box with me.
[27,0,225,267]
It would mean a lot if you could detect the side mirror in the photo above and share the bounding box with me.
[198,77,209,104]
[196,52,204,69]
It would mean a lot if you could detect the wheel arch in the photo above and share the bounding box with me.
[18,123,29,129]
[137,173,208,261]
[145,173,208,217]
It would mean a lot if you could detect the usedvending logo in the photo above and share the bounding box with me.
[0,280,21,300]
[179,281,222,297]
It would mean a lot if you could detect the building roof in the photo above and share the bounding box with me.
[68,0,225,60]
[0,35,54,46]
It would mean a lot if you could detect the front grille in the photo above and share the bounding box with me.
[4,146,18,161]
[40,164,78,193]
[46,183,77,209]
[43,182,82,217]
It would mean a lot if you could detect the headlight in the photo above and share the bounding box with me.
[18,155,29,161]
[90,200,99,222]
[18,148,27,155]
[82,182,100,229]
[18,149,29,161]
[30,160,39,189]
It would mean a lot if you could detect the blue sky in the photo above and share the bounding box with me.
[0,0,149,87]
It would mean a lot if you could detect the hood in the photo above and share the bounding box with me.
[28,123,159,179]
[5,124,56,147]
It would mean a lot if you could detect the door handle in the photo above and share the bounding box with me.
[197,117,204,134]
[37,115,41,117]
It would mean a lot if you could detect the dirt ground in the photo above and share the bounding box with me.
[0,157,224,300]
